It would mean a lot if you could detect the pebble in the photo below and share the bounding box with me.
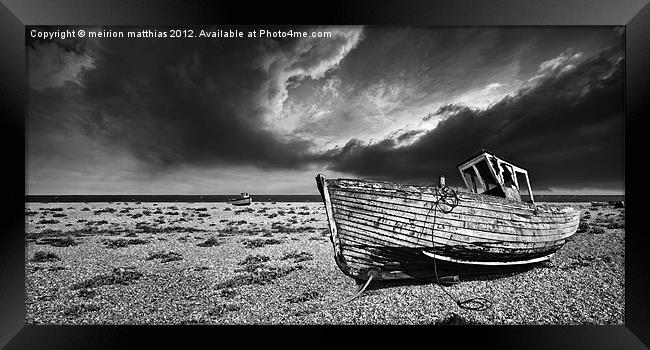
[25,202,624,324]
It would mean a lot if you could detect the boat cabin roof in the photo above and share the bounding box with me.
[457,149,534,203]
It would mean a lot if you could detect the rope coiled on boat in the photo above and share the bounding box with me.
[423,186,493,312]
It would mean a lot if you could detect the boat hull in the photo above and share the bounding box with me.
[315,175,580,281]
[229,197,252,206]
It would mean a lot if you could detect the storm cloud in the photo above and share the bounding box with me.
[26,26,624,194]
[27,26,363,171]
[321,46,624,191]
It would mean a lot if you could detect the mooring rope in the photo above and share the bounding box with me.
[422,186,493,312]
[302,184,490,316]
[296,274,374,316]
[329,274,375,309]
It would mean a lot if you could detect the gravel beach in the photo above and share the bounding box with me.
[24,201,624,325]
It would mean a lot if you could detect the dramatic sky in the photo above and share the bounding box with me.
[26,26,624,195]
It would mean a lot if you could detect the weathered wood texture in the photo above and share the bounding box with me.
[318,176,580,280]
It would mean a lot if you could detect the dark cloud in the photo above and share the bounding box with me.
[27,27,362,172]
[321,46,624,191]
[27,26,624,194]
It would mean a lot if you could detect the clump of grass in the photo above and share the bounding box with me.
[239,254,271,267]
[219,288,238,299]
[197,236,220,247]
[281,251,313,263]
[208,303,241,317]
[104,238,148,249]
[36,236,78,247]
[577,222,590,233]
[93,208,116,215]
[71,267,143,290]
[216,265,302,289]
[31,251,61,262]
[588,226,606,235]
[286,291,320,303]
[135,224,206,234]
[146,250,183,263]
[562,254,597,270]
[435,313,481,325]
[77,288,97,299]
[38,219,60,225]
[64,303,101,317]
[242,238,283,248]
[606,221,624,229]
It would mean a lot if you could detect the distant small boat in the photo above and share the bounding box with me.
[315,149,581,281]
[229,192,252,206]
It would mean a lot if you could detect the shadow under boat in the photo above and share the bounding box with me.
[339,245,544,291]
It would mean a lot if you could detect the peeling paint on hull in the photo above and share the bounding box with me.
[315,175,581,281]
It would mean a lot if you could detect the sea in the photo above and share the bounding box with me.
[25,194,625,203]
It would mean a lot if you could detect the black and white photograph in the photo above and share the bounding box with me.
[24,25,625,325]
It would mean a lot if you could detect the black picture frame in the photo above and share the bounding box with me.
[1,0,648,348]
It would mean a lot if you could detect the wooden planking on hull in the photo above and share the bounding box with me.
[331,197,579,238]
[330,193,579,230]
[328,184,579,220]
[332,203,577,245]
[332,200,575,244]
[336,219,567,253]
[329,186,578,223]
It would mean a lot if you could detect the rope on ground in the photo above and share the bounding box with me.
[423,186,493,312]
[329,274,375,309]
[296,274,375,316]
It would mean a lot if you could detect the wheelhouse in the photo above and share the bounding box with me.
[457,150,534,203]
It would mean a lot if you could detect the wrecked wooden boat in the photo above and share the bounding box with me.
[315,150,581,281]
[229,192,252,206]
